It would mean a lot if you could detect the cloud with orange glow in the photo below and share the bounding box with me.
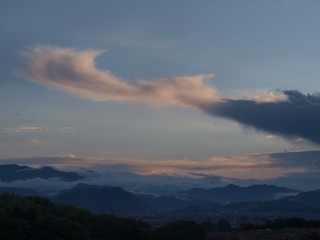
[4,150,319,179]
[2,125,43,133]
[21,46,218,109]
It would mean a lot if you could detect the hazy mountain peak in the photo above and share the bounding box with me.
[177,184,299,204]
[54,184,149,213]
[0,164,83,182]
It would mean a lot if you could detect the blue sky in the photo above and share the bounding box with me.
[1,0,320,179]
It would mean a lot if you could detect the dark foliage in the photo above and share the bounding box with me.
[152,220,206,240]
[263,217,320,230]
[0,193,206,240]
[237,217,320,231]
[53,184,149,213]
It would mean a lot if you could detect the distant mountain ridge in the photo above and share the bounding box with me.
[224,190,320,214]
[0,164,83,182]
[53,183,149,213]
[176,184,299,204]
[1,182,320,215]
[137,194,220,211]
[53,184,320,215]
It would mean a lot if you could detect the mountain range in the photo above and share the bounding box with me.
[0,164,83,182]
[2,181,320,216]
[53,183,148,213]
[176,184,299,204]
[0,164,320,216]
[48,183,313,214]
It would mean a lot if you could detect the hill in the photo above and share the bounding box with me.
[53,183,149,213]
[0,164,83,182]
[177,184,299,204]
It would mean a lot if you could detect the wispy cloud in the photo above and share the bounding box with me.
[1,139,52,147]
[263,134,277,139]
[2,125,43,133]
[2,151,320,193]
[3,150,319,179]
[2,125,76,134]
[54,127,76,133]
[25,139,51,146]
[21,46,218,109]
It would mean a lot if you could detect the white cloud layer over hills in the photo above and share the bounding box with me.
[1,150,320,194]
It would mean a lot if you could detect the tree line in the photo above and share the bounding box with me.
[0,193,205,240]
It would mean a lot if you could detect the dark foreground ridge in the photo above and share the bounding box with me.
[2,193,320,240]
[207,228,320,240]
[0,193,206,240]
[53,183,149,213]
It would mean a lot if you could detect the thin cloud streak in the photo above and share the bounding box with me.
[2,125,43,133]
[2,151,319,179]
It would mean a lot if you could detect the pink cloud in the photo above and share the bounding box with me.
[22,46,218,109]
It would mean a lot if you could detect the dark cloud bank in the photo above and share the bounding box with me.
[201,90,320,144]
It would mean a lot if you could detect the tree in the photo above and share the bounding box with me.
[153,220,206,240]
[216,219,231,232]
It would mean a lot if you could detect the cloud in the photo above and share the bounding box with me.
[25,139,51,146]
[54,127,76,133]
[2,125,43,133]
[21,46,218,109]
[20,46,320,144]
[265,150,320,170]
[4,150,319,179]
[3,151,320,192]
[2,125,75,134]
[263,134,277,139]
[201,90,320,144]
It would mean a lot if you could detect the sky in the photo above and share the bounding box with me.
[1,0,320,181]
